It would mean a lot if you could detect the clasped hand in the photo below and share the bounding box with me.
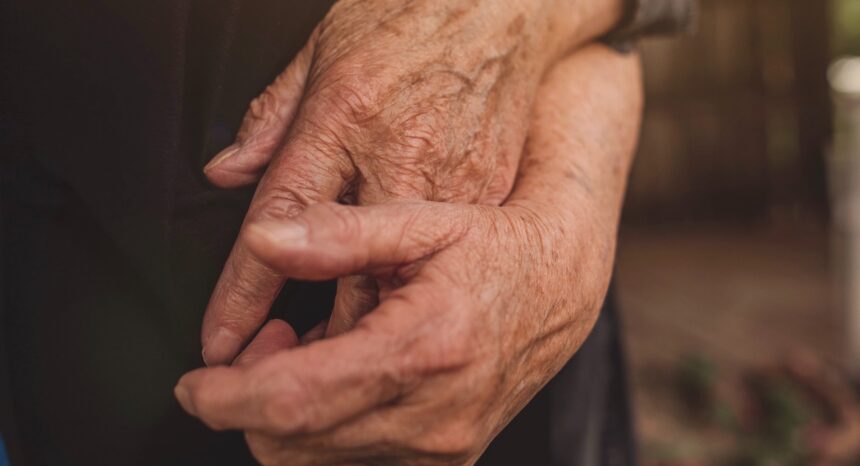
[175,44,641,465]
[195,0,624,363]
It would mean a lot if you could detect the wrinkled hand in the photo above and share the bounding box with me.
[199,0,624,364]
[176,45,642,466]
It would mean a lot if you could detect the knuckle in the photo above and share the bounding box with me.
[237,86,286,144]
[252,185,317,221]
[219,292,262,328]
[221,256,280,307]
[413,333,477,376]
[393,107,447,157]
[369,107,448,176]
[365,107,474,202]
[311,76,379,124]
[249,147,352,223]
[248,87,280,123]
[316,202,363,238]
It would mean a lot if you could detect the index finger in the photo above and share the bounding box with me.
[180,280,455,434]
[181,318,396,434]
[201,120,354,366]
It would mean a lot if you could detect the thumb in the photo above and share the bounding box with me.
[244,201,470,280]
[204,31,317,188]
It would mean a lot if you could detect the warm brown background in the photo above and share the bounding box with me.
[618,0,860,464]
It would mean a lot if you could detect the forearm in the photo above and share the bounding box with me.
[507,44,643,232]
[460,0,626,78]
[487,46,643,405]
[320,0,625,88]
[541,0,625,61]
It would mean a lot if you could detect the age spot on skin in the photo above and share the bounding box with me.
[507,14,526,37]
[379,21,405,37]
[439,7,470,31]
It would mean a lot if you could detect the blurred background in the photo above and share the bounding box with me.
[617,0,860,464]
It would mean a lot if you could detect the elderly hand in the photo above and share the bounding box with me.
[199,0,625,364]
[176,45,642,465]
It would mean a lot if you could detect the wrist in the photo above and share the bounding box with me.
[540,0,625,66]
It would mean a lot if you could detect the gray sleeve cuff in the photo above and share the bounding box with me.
[605,0,698,44]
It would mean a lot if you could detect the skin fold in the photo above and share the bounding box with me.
[176,44,643,466]
[196,0,625,365]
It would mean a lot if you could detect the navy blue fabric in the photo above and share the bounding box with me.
[0,435,10,466]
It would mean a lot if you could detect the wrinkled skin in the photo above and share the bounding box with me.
[198,0,624,364]
[176,45,643,466]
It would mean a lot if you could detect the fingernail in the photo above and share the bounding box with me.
[250,221,309,247]
[174,384,196,415]
[204,144,241,172]
[202,327,242,366]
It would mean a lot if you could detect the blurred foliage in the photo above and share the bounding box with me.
[729,376,811,466]
[663,354,816,466]
[678,353,719,422]
[834,0,860,55]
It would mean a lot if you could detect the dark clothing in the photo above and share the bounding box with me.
[612,0,697,41]
[0,1,688,464]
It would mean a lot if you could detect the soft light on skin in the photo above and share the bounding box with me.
[175,45,644,466]
[198,0,631,368]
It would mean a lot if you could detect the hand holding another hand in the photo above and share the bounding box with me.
[198,0,624,364]
[176,45,642,466]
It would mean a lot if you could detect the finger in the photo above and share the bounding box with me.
[327,275,378,337]
[201,118,355,367]
[180,285,451,435]
[243,201,469,281]
[300,320,328,345]
[204,31,317,188]
[233,319,299,367]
